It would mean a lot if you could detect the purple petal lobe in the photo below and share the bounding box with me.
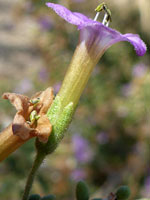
[121,34,147,56]
[46,3,91,26]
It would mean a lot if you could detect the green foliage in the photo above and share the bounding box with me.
[76,181,89,200]
[28,194,56,200]
[41,195,56,200]
[116,186,131,200]
[92,199,103,200]
[28,194,41,200]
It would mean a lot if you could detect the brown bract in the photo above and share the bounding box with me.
[2,87,54,143]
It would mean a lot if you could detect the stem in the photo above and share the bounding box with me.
[0,125,30,162]
[41,36,103,155]
[22,152,45,200]
[58,40,99,110]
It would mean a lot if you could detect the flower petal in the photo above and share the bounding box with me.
[38,87,54,114]
[2,93,30,113]
[121,33,147,56]
[46,3,146,56]
[97,26,147,56]
[46,2,93,26]
[12,115,33,140]
[36,115,52,143]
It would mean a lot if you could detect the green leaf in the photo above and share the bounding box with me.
[41,195,56,200]
[116,186,131,200]
[28,194,41,200]
[92,198,103,200]
[92,199,103,200]
[76,181,89,200]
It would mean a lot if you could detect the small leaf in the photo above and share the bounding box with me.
[92,199,103,200]
[28,194,41,200]
[41,194,56,200]
[116,186,131,200]
[76,181,89,200]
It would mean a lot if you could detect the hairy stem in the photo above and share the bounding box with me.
[22,152,45,200]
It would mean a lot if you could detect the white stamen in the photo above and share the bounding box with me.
[94,12,100,21]
[102,13,108,25]
[106,21,110,27]
[94,9,110,27]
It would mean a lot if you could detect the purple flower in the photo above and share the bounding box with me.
[96,132,109,144]
[132,63,147,77]
[37,16,53,31]
[141,175,150,197]
[46,3,146,58]
[39,67,49,82]
[121,83,132,97]
[53,82,61,93]
[14,78,34,94]
[71,169,86,181]
[72,134,93,163]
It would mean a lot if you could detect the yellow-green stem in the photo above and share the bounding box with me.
[58,40,100,110]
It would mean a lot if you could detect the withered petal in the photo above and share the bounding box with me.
[12,112,33,140]
[36,115,52,143]
[2,93,30,113]
[2,87,54,142]
[31,91,42,99]
[38,87,54,115]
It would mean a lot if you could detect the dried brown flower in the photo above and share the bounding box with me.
[2,87,54,143]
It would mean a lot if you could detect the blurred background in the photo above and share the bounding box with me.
[0,0,150,199]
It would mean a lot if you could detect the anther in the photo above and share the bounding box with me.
[94,2,112,26]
